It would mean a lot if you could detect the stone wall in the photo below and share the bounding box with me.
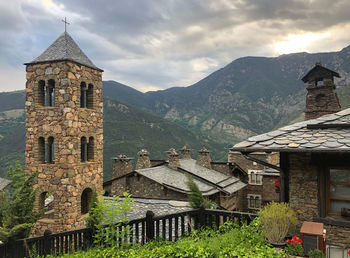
[112,173,187,200]
[262,176,279,203]
[288,153,350,245]
[211,162,231,175]
[25,61,103,236]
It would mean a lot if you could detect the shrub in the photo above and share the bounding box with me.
[258,202,297,244]
[308,249,325,258]
[88,192,134,248]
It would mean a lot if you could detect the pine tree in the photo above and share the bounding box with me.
[185,173,216,209]
[0,162,45,242]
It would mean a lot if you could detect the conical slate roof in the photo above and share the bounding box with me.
[25,32,103,71]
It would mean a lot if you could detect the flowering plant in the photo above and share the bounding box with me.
[285,236,304,256]
[274,178,281,189]
[348,249,350,255]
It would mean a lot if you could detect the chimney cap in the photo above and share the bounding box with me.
[137,149,150,156]
[179,145,192,151]
[168,148,179,156]
[111,154,134,161]
[198,147,210,153]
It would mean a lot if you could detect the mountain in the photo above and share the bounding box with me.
[103,45,350,144]
[0,93,222,181]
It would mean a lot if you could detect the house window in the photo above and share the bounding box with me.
[38,80,45,105]
[46,79,55,106]
[38,137,54,163]
[327,168,350,216]
[46,137,55,163]
[248,170,262,185]
[87,84,94,108]
[38,137,45,163]
[81,188,93,214]
[80,82,87,108]
[81,137,88,162]
[80,82,94,108]
[87,137,94,161]
[248,194,262,209]
[37,80,55,106]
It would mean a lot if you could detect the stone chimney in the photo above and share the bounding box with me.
[302,62,341,120]
[168,148,180,170]
[112,154,133,178]
[135,149,151,169]
[196,147,211,169]
[179,145,191,159]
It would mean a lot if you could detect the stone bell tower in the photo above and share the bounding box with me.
[25,32,103,235]
[302,62,341,120]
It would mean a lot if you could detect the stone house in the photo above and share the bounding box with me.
[104,147,247,211]
[230,63,350,245]
[228,151,280,212]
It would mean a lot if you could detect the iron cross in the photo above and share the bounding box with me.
[61,17,70,32]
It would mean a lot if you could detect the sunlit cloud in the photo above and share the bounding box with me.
[274,32,330,55]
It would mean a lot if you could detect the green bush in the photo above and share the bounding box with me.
[308,249,326,258]
[54,219,285,258]
[258,202,297,244]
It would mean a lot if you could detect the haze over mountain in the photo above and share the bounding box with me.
[103,45,350,144]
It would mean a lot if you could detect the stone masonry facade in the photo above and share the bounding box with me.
[25,61,103,236]
[288,153,350,245]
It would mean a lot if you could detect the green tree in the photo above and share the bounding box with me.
[0,162,45,242]
[185,173,216,209]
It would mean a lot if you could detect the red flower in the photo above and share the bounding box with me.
[274,178,281,189]
[348,249,350,255]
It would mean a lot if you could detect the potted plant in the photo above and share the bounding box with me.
[258,202,297,247]
[274,178,281,193]
[285,236,304,256]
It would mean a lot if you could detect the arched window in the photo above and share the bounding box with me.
[87,84,94,108]
[80,82,87,108]
[88,137,94,161]
[81,188,93,214]
[81,137,88,162]
[46,137,54,163]
[38,137,45,163]
[39,192,54,210]
[38,80,45,106]
[46,79,55,106]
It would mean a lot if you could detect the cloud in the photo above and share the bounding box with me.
[1,0,350,92]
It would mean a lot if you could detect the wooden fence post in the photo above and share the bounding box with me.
[199,206,206,229]
[43,229,52,257]
[145,210,155,242]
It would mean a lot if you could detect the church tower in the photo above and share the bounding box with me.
[302,62,341,120]
[24,32,103,235]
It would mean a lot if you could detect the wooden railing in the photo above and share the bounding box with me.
[0,208,256,258]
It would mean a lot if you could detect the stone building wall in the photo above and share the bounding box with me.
[288,153,350,245]
[211,162,231,176]
[262,176,280,203]
[25,61,103,236]
[113,174,187,200]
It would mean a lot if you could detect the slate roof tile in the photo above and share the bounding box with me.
[25,32,102,71]
[231,108,350,153]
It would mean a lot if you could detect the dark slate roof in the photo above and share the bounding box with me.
[301,63,340,83]
[0,177,10,191]
[135,159,246,195]
[136,166,219,195]
[231,108,350,153]
[103,197,193,221]
[25,32,102,71]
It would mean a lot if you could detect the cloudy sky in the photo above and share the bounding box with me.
[1,0,350,92]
